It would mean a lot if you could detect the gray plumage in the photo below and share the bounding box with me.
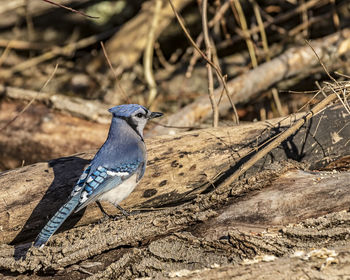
[34,104,162,247]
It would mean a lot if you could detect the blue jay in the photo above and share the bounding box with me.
[34,104,163,247]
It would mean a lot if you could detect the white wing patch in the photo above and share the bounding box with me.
[86,177,93,183]
[80,191,88,203]
[106,170,129,177]
[75,164,137,207]
[79,172,88,180]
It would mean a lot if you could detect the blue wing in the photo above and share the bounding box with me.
[74,161,142,213]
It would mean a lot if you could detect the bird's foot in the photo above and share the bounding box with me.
[98,212,111,224]
[116,205,131,216]
[111,214,125,221]
[114,205,142,218]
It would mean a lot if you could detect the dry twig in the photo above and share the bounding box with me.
[219,88,341,191]
[168,0,239,123]
[0,64,59,131]
[202,0,219,127]
[100,42,130,103]
[144,0,162,107]
[0,28,116,78]
[230,0,257,68]
[41,0,98,19]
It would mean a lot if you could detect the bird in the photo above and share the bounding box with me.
[34,104,163,247]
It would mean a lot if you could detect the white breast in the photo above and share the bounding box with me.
[98,173,138,206]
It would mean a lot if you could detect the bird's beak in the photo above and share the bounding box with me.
[149,112,163,119]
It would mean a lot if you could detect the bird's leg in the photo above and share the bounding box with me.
[115,204,130,217]
[96,201,111,222]
[114,204,143,218]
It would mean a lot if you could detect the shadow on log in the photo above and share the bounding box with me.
[10,156,89,246]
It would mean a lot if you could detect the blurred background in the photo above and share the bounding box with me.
[0,0,349,170]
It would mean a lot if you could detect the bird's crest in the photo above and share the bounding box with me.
[108,104,147,117]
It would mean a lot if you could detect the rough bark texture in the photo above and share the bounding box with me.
[166,246,350,280]
[0,100,109,170]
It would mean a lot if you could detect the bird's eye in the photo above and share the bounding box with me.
[136,113,143,118]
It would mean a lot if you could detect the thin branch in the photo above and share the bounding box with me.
[144,0,162,107]
[0,41,12,68]
[0,28,116,77]
[41,0,98,19]
[231,0,258,68]
[305,39,350,114]
[100,42,130,104]
[186,1,230,78]
[218,91,339,190]
[0,63,59,131]
[168,0,239,124]
[250,0,270,61]
[300,0,309,38]
[202,0,218,127]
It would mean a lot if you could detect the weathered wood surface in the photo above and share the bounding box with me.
[1,166,350,274]
[150,28,350,136]
[172,246,350,280]
[0,100,109,170]
[0,104,348,246]
[1,86,111,123]
[199,169,350,239]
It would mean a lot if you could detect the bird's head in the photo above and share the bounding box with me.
[108,104,163,137]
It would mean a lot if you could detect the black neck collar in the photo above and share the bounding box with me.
[119,116,144,142]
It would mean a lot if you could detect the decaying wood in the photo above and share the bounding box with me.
[150,28,350,136]
[0,104,348,246]
[170,246,350,280]
[1,85,111,123]
[200,169,350,238]
[103,0,192,70]
[1,167,350,275]
[0,100,109,170]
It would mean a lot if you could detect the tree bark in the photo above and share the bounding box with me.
[167,247,350,280]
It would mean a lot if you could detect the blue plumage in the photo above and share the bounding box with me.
[34,104,162,248]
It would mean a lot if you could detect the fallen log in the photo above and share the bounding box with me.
[0,104,348,245]
[0,100,109,170]
[1,167,350,274]
[150,28,350,136]
[0,86,111,123]
[168,246,350,280]
[197,168,350,240]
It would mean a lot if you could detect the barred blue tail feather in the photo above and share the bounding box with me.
[33,195,80,248]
